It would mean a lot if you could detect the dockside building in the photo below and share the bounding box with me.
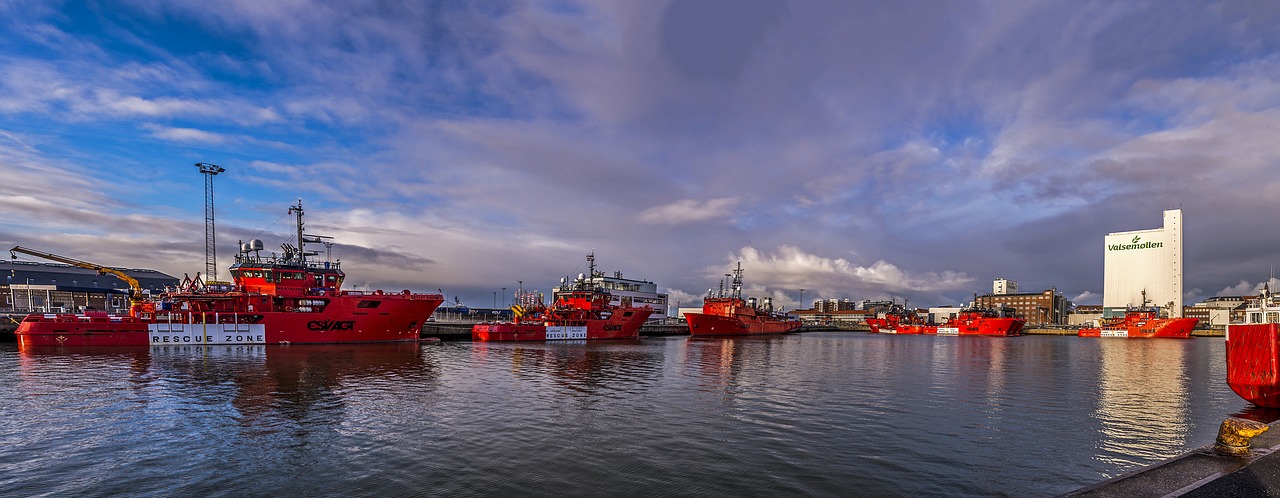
[1,260,178,313]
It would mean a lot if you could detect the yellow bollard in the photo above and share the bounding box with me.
[1214,417,1270,456]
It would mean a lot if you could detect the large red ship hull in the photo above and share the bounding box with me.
[1077,318,1197,338]
[1226,323,1280,408]
[685,312,801,336]
[15,294,442,349]
[471,308,652,341]
[937,318,1025,336]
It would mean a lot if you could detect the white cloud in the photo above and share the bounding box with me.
[666,245,974,306]
[145,126,229,144]
[1219,278,1280,297]
[1072,290,1100,304]
[637,198,738,225]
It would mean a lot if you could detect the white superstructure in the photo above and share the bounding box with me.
[1103,209,1183,317]
[554,270,669,322]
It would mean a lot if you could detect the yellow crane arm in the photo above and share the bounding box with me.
[10,245,144,305]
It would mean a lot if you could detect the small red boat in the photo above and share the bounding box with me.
[13,201,444,349]
[936,306,1025,336]
[685,262,801,337]
[472,253,653,341]
[1077,309,1197,338]
[1226,284,1280,407]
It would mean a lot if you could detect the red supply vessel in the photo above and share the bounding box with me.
[1226,284,1280,407]
[936,306,1025,336]
[1078,290,1196,338]
[866,302,908,333]
[1077,310,1197,338]
[889,307,936,335]
[13,201,444,349]
[471,253,653,341]
[685,262,801,337]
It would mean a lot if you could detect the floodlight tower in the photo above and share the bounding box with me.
[196,162,225,281]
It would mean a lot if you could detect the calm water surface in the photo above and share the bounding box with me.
[0,333,1257,497]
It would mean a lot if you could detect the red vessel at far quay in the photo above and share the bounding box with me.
[890,306,936,335]
[866,302,908,333]
[685,262,801,337]
[936,306,1026,336]
[1077,292,1197,338]
[13,200,444,349]
[1226,283,1280,407]
[471,253,653,341]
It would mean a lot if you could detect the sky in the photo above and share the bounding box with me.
[2,0,1280,311]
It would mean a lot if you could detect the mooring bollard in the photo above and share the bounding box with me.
[1214,417,1270,456]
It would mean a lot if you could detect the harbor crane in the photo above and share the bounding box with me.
[10,245,144,307]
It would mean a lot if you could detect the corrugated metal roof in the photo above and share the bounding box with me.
[0,261,178,291]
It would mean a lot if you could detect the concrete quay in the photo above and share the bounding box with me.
[1064,418,1280,497]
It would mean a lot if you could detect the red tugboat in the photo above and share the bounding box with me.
[13,201,444,349]
[936,306,1025,336]
[685,262,801,337]
[1077,293,1197,338]
[471,253,653,341]
[1226,283,1280,407]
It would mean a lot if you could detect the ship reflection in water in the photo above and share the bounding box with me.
[1094,340,1193,467]
[0,334,1250,496]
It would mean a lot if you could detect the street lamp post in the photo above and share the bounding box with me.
[799,289,805,310]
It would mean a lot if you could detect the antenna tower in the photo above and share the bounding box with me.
[196,162,225,280]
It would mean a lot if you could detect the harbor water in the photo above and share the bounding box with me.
[0,333,1259,496]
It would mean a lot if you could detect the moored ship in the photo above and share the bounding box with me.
[936,306,1025,336]
[866,302,909,333]
[889,307,935,335]
[471,253,653,341]
[1077,309,1197,338]
[13,201,444,349]
[685,263,801,337]
[1226,283,1280,407]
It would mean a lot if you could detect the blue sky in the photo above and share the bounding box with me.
[3,0,1280,310]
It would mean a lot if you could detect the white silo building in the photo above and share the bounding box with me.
[1102,209,1184,317]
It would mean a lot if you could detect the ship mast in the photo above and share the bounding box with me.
[731,262,744,300]
[289,200,305,265]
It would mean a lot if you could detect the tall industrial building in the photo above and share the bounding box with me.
[1103,209,1183,317]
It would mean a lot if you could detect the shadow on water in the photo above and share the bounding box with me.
[1231,405,1280,424]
